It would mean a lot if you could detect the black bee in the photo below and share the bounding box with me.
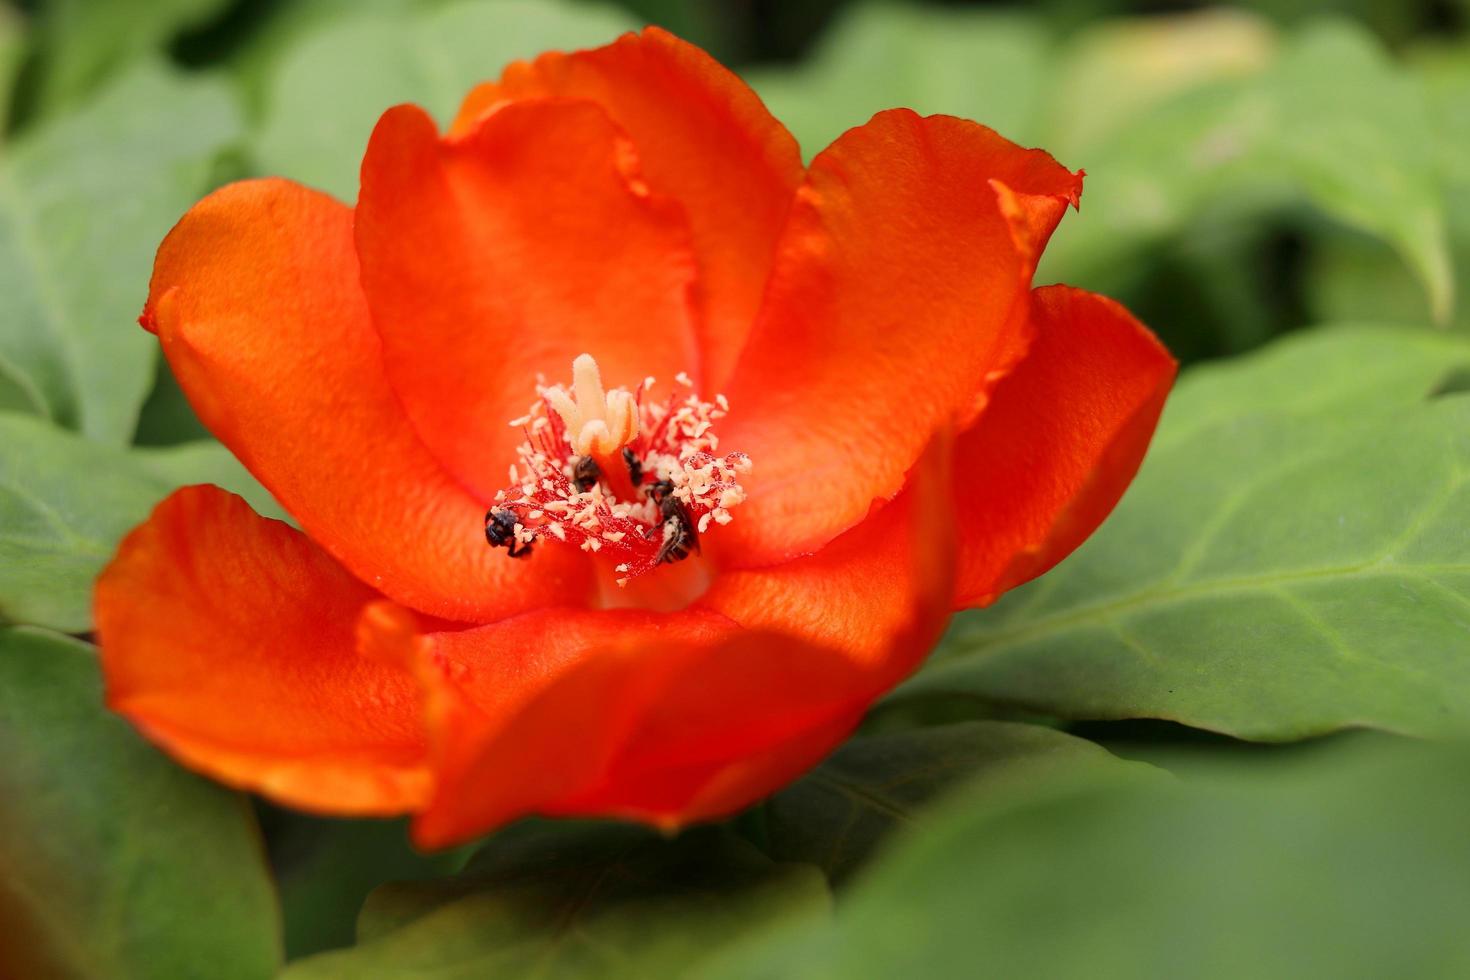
[572,455,600,493]
[647,479,698,564]
[484,507,533,558]
[622,447,644,488]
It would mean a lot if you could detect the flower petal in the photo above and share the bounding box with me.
[952,285,1176,607]
[371,436,955,846]
[716,110,1083,567]
[355,99,699,500]
[453,27,804,390]
[143,178,588,621]
[95,486,431,814]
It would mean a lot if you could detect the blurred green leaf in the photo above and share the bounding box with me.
[704,737,1470,980]
[0,412,276,632]
[761,721,1156,883]
[0,61,242,443]
[1306,43,1470,332]
[0,626,280,980]
[269,816,468,960]
[1043,20,1452,326]
[253,0,636,200]
[283,823,828,979]
[1043,8,1276,157]
[1264,21,1453,323]
[20,0,232,117]
[0,4,24,134]
[906,327,1470,741]
[746,2,1048,159]
[132,439,284,522]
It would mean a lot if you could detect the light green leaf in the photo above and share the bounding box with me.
[0,61,243,443]
[254,0,636,200]
[283,823,828,979]
[0,626,280,980]
[745,2,1048,160]
[21,0,233,116]
[1042,8,1277,158]
[0,413,276,631]
[761,721,1157,883]
[1043,20,1452,324]
[905,327,1470,741]
[705,737,1470,980]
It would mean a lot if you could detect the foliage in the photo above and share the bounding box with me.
[3,0,1469,976]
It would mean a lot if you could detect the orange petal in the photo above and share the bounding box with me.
[95,486,431,815]
[355,100,699,500]
[374,436,955,847]
[144,178,589,621]
[454,27,804,390]
[952,285,1176,607]
[717,110,1083,568]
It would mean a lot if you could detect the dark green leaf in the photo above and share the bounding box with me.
[254,0,636,201]
[0,626,280,979]
[0,62,243,442]
[762,721,1156,883]
[269,816,468,960]
[704,737,1470,980]
[0,5,24,135]
[282,823,828,979]
[906,328,1470,740]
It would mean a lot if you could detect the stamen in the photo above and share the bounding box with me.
[484,353,751,582]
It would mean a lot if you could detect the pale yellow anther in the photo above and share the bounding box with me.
[549,354,639,457]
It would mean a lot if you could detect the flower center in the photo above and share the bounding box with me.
[483,353,751,586]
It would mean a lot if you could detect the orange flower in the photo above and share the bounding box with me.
[95,28,1175,848]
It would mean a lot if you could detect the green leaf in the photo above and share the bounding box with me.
[0,5,24,135]
[282,823,828,979]
[0,61,243,443]
[704,737,1470,980]
[0,412,173,631]
[0,626,280,979]
[905,327,1470,741]
[269,816,469,960]
[0,412,276,631]
[1042,20,1452,324]
[21,0,233,116]
[132,439,285,522]
[745,2,1048,160]
[760,721,1156,883]
[1305,45,1470,332]
[1042,8,1277,158]
[254,0,637,201]
[1263,21,1454,323]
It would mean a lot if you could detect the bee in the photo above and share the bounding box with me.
[572,455,600,493]
[484,507,533,558]
[622,447,644,488]
[647,479,698,564]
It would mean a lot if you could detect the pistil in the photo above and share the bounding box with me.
[484,354,751,584]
